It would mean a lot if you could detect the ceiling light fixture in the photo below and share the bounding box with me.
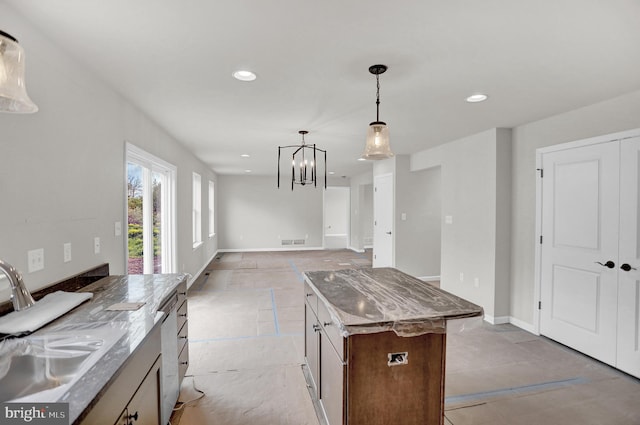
[0,30,38,113]
[233,70,256,82]
[277,130,326,190]
[466,94,488,103]
[362,64,393,160]
[241,154,250,158]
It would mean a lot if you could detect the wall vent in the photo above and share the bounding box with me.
[281,239,306,246]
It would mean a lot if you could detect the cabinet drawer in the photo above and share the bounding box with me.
[178,320,188,351]
[304,281,318,315]
[178,342,189,383]
[177,280,188,305]
[318,299,344,360]
[177,300,188,331]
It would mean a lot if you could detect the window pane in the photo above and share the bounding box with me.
[209,180,215,237]
[127,162,144,274]
[153,172,162,273]
[193,172,202,246]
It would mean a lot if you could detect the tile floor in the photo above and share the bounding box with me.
[173,250,640,425]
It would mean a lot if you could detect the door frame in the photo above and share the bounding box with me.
[373,173,394,268]
[125,142,177,274]
[534,128,640,335]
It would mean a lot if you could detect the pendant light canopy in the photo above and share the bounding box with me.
[362,64,393,160]
[277,130,327,190]
[0,30,38,113]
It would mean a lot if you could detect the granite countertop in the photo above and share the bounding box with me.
[303,267,483,337]
[7,273,188,424]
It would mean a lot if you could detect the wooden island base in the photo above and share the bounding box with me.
[304,321,446,425]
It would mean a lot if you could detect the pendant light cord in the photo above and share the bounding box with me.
[375,74,381,122]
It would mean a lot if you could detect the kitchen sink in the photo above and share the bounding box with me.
[0,324,125,402]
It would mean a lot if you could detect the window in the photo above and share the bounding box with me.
[126,143,176,274]
[208,180,215,237]
[192,172,202,247]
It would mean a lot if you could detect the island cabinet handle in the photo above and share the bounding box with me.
[179,313,187,317]
[323,321,332,327]
[306,293,314,297]
[313,324,321,332]
[180,361,189,365]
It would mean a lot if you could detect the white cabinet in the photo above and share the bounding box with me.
[80,325,162,425]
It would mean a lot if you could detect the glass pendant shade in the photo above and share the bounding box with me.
[0,31,38,113]
[362,121,393,160]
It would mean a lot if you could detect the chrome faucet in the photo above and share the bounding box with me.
[0,260,35,311]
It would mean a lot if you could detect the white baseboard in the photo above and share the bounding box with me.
[417,275,440,281]
[508,316,537,335]
[364,245,373,249]
[187,249,219,289]
[484,315,510,325]
[348,246,365,253]
[218,246,324,253]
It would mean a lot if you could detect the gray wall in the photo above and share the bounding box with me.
[411,129,512,320]
[0,5,217,302]
[217,175,325,250]
[395,156,442,278]
[509,90,640,327]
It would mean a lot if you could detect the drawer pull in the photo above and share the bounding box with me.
[387,352,409,366]
[323,322,332,327]
[306,293,314,297]
[179,291,187,296]
[180,361,189,365]
[313,324,321,332]
[179,336,188,340]
[179,313,187,317]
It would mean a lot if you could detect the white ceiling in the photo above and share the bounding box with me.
[7,0,640,177]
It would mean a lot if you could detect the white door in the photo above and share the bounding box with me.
[324,187,350,249]
[617,136,640,377]
[373,173,393,267]
[539,141,620,365]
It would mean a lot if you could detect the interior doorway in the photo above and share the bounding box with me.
[323,187,350,249]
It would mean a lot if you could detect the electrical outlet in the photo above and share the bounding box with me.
[63,243,72,263]
[114,221,122,236]
[94,237,101,254]
[27,248,44,273]
[474,277,480,288]
[459,272,464,282]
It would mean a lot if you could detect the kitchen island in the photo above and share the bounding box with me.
[303,267,483,425]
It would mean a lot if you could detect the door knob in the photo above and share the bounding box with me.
[621,263,637,272]
[595,261,615,269]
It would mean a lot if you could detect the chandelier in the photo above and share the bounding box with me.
[277,130,326,190]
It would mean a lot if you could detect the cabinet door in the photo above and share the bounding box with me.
[618,136,640,378]
[126,356,162,425]
[320,332,344,425]
[304,302,319,393]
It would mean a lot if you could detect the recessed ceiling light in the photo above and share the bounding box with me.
[466,94,488,103]
[233,70,257,82]
[241,154,250,158]
[244,169,252,173]
[329,171,335,175]
[357,158,367,161]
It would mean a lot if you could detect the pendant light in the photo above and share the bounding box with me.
[277,130,327,190]
[362,64,393,160]
[0,30,38,113]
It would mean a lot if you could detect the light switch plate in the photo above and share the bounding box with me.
[27,248,44,273]
[94,237,101,254]
[114,221,122,236]
[445,215,453,224]
[63,243,72,263]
